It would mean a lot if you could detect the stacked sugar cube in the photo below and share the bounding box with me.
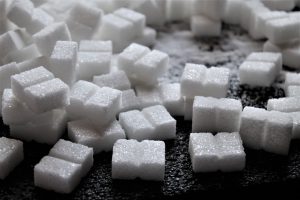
[34,139,93,193]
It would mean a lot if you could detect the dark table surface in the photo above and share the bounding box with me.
[1,23,300,199]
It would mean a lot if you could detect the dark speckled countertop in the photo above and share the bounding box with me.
[1,23,300,199]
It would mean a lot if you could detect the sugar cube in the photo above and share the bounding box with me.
[50,41,78,86]
[7,0,34,28]
[33,22,71,56]
[84,87,121,126]
[0,31,25,59]
[281,41,300,70]
[222,0,243,25]
[0,137,23,179]
[34,156,82,193]
[93,71,131,90]
[11,66,54,104]
[49,139,93,177]
[3,44,41,65]
[66,19,94,42]
[267,97,300,113]
[285,72,300,87]
[25,8,54,35]
[68,119,126,153]
[114,8,145,37]
[159,83,184,116]
[0,62,19,93]
[112,139,165,181]
[79,40,112,53]
[67,80,99,120]
[23,78,70,114]
[17,56,50,73]
[239,61,277,87]
[119,110,155,141]
[261,0,295,11]
[133,27,157,47]
[119,89,141,113]
[286,86,300,97]
[192,0,225,21]
[166,0,191,21]
[191,15,221,37]
[77,52,111,81]
[135,85,162,108]
[246,52,282,74]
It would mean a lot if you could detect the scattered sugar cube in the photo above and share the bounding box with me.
[159,83,184,116]
[33,22,71,56]
[77,52,111,81]
[34,156,82,193]
[264,17,300,45]
[11,66,54,103]
[66,19,94,42]
[191,15,221,37]
[119,89,141,113]
[112,139,165,181]
[216,132,245,172]
[189,133,219,172]
[184,97,194,121]
[68,119,126,153]
[7,0,34,28]
[119,110,155,141]
[100,14,135,42]
[68,2,103,29]
[133,27,157,47]
[0,137,23,179]
[17,56,50,73]
[25,8,54,35]
[10,109,67,145]
[50,41,78,86]
[114,8,146,37]
[134,50,169,85]
[267,97,300,113]
[0,31,26,60]
[67,80,98,120]
[192,96,242,133]
[85,87,121,127]
[261,0,295,11]
[166,0,191,21]
[79,40,112,53]
[246,52,282,74]
[239,61,277,87]
[286,86,300,97]
[281,41,300,70]
[222,0,243,25]
[192,0,225,21]
[142,105,176,140]
[3,44,41,64]
[49,139,93,177]
[135,85,162,108]
[0,62,19,93]
[93,71,131,90]
[181,63,230,98]
[285,72,300,87]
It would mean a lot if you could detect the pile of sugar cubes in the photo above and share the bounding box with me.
[1,0,300,194]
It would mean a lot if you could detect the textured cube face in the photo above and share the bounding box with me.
[93,71,131,91]
[119,89,141,113]
[135,85,162,108]
[79,40,112,53]
[112,139,165,181]
[159,83,184,116]
[247,52,282,73]
[0,62,19,93]
[267,97,300,113]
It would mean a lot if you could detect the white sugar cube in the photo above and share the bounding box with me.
[282,41,300,70]
[0,137,23,179]
[34,156,82,194]
[192,96,242,133]
[181,64,230,98]
[267,97,300,113]
[142,105,176,140]
[239,107,268,150]
[133,27,157,47]
[261,0,295,11]
[184,97,194,120]
[111,0,131,10]
[290,112,300,139]
[0,62,19,93]
[118,43,150,82]
[10,109,67,145]
[79,40,112,53]
[246,52,282,74]
[191,15,221,37]
[67,80,98,120]
[114,8,145,37]
[215,132,245,172]
[119,110,155,141]
[23,78,69,113]
[33,22,71,56]
[7,0,34,28]
[119,89,141,113]
[3,44,41,64]
[135,85,162,108]
[192,0,225,21]
[50,41,78,86]
[159,83,184,116]
[49,139,93,177]
[66,19,94,42]
[285,72,300,87]
[68,2,103,29]
[77,52,111,81]
[0,31,25,59]
[264,17,300,45]
[263,40,281,52]
[17,56,50,73]
[85,87,121,126]
[189,133,219,172]
[222,0,243,25]
[239,61,277,87]
[134,50,169,85]
[99,14,135,42]
[11,66,54,103]
[166,0,191,21]
[286,86,300,97]
[93,71,131,90]
[25,8,54,35]
[112,139,165,181]
[68,119,126,153]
